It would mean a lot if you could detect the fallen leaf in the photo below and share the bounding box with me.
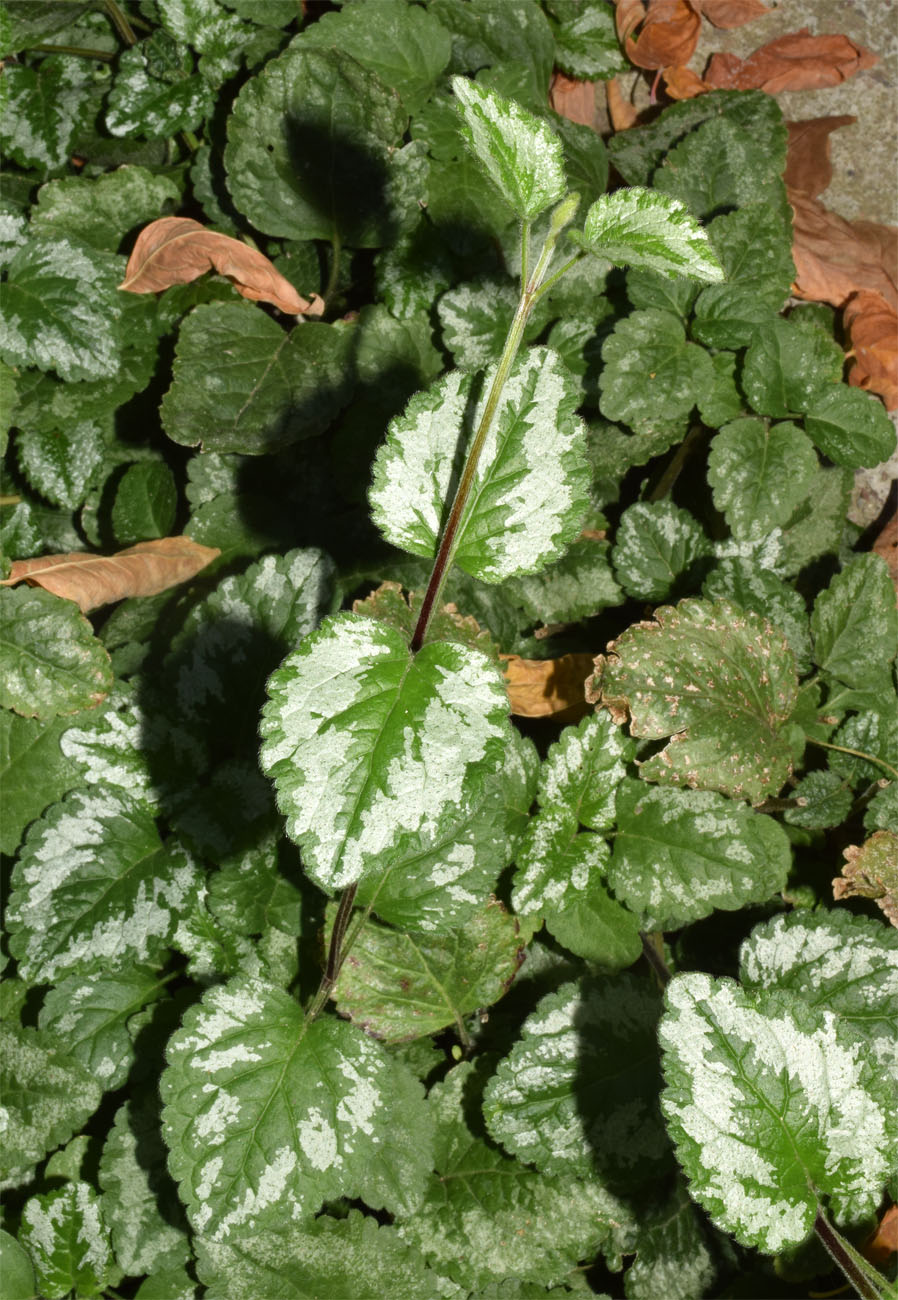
[784,115,856,198]
[864,1205,898,1268]
[695,0,770,28]
[705,27,878,93]
[618,0,701,70]
[0,537,220,612]
[789,190,898,311]
[119,217,324,316]
[872,513,898,594]
[834,830,898,928]
[607,75,640,129]
[661,64,711,98]
[549,71,597,127]
[501,652,595,719]
[843,289,898,410]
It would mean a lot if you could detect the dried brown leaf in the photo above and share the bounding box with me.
[501,652,594,719]
[784,115,856,198]
[620,0,702,70]
[705,27,878,93]
[695,0,770,29]
[843,289,898,410]
[872,514,898,595]
[119,217,324,316]
[606,75,640,129]
[834,830,898,928]
[864,1204,898,1269]
[661,64,711,99]
[0,537,220,613]
[789,190,898,311]
[549,72,598,127]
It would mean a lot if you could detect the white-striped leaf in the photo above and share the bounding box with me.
[260,613,511,893]
[451,76,566,220]
[370,347,590,583]
[20,1182,114,1300]
[573,187,724,281]
[660,973,898,1253]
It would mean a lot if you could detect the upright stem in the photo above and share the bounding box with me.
[814,1209,892,1300]
[104,0,137,45]
[305,882,358,1022]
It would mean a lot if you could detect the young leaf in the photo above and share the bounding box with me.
[592,598,799,802]
[0,1023,103,1189]
[370,347,590,583]
[609,779,791,930]
[20,1182,114,1300]
[741,318,844,418]
[537,710,634,831]
[6,788,201,983]
[804,383,897,468]
[740,910,898,1070]
[0,586,113,719]
[598,309,715,428]
[811,554,897,689]
[450,75,566,220]
[483,976,671,1186]
[612,500,709,602]
[659,972,898,1253]
[573,188,724,281]
[331,899,526,1042]
[161,974,434,1238]
[707,418,818,541]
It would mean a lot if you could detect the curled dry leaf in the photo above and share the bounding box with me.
[694,0,771,29]
[789,190,898,311]
[843,289,898,411]
[501,652,595,719]
[705,27,878,93]
[617,0,701,70]
[871,513,898,594]
[549,72,597,128]
[606,76,640,130]
[784,115,856,198]
[661,64,711,99]
[864,1204,898,1269]
[834,830,898,928]
[0,537,220,613]
[119,217,324,316]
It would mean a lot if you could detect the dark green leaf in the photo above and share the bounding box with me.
[431,0,556,108]
[506,535,622,624]
[612,501,709,602]
[112,461,178,543]
[742,319,843,419]
[17,420,108,509]
[599,309,715,428]
[811,554,897,688]
[20,1182,114,1299]
[692,206,794,350]
[707,418,818,539]
[653,116,787,221]
[0,707,82,855]
[702,559,812,675]
[0,1231,36,1300]
[624,1181,716,1300]
[803,383,897,468]
[106,34,214,139]
[0,586,112,720]
[0,56,94,172]
[782,770,853,829]
[31,167,180,252]
[550,0,626,79]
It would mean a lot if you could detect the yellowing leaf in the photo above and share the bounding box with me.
[120,217,323,316]
[1,537,220,613]
[501,652,594,718]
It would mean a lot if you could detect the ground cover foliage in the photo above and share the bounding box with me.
[1,2,897,1298]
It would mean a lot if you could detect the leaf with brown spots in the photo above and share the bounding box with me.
[844,289,898,411]
[784,115,856,198]
[120,217,324,316]
[705,27,878,94]
[789,190,898,311]
[0,537,220,613]
[835,831,898,928]
[549,72,597,127]
[502,652,595,720]
[695,0,770,29]
[617,0,702,71]
[589,597,799,803]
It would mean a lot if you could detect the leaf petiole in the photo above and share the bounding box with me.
[814,1208,895,1300]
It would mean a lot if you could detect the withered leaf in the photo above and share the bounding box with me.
[789,190,898,311]
[785,115,856,198]
[606,76,640,130]
[119,217,324,316]
[705,27,878,93]
[661,64,711,99]
[0,537,220,613]
[834,831,898,928]
[872,514,898,595]
[844,289,898,411]
[549,72,597,127]
[618,0,701,71]
[501,652,594,719]
[864,1205,898,1269]
[695,0,771,29]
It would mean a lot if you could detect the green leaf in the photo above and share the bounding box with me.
[39,968,167,1091]
[157,0,250,84]
[573,188,724,282]
[740,910,898,1072]
[371,347,590,583]
[0,708,82,855]
[331,900,526,1042]
[0,1230,36,1300]
[58,685,158,807]
[6,788,201,983]
[550,0,626,80]
[484,975,670,1186]
[598,309,715,429]
[803,383,897,469]
[134,1265,196,1300]
[298,0,452,114]
[612,501,709,602]
[707,418,818,540]
[111,460,178,543]
[659,972,898,1253]
[782,770,853,830]
[778,463,852,575]
[0,587,113,720]
[539,710,634,830]
[396,1060,637,1290]
[865,781,898,833]
[99,1095,190,1277]
[692,205,794,350]
[106,34,214,139]
[0,238,124,381]
[30,166,180,251]
[702,559,812,675]
[0,2,96,56]
[653,116,787,222]
[811,554,898,688]
[609,779,791,930]
[20,1182,114,1300]
[207,828,305,939]
[450,75,566,221]
[261,613,511,893]
[195,1209,450,1300]
[225,45,407,244]
[0,56,94,172]
[434,0,556,109]
[437,276,549,371]
[552,115,609,208]
[0,1022,102,1189]
[741,319,844,419]
[696,350,744,427]
[623,1181,716,1300]
[161,975,434,1237]
[17,420,107,510]
[626,266,697,318]
[161,303,355,454]
[505,536,622,624]
[592,598,799,802]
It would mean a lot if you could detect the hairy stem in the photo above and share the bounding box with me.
[808,737,898,782]
[640,932,672,987]
[104,0,137,46]
[814,1208,891,1300]
[647,423,705,503]
[305,882,358,1021]
[323,231,342,308]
